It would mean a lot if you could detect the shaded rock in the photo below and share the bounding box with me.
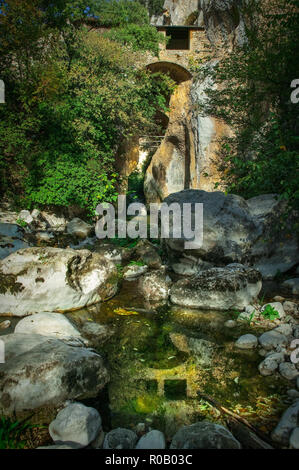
[103,428,137,449]
[290,427,299,449]
[170,265,261,310]
[235,334,258,350]
[224,320,237,328]
[0,247,118,316]
[271,400,299,446]
[171,256,208,276]
[14,312,83,341]
[36,232,55,245]
[170,421,241,449]
[164,190,259,264]
[258,330,288,351]
[37,444,77,449]
[139,270,172,301]
[283,301,298,316]
[40,211,67,232]
[258,353,284,377]
[96,245,122,263]
[283,279,299,295]
[0,333,109,418]
[136,430,166,449]
[49,403,101,449]
[274,324,293,336]
[279,362,299,381]
[66,218,93,240]
[200,0,247,48]
[0,222,30,260]
[169,332,190,353]
[287,390,299,400]
[134,240,162,269]
[163,190,299,279]
[123,264,148,280]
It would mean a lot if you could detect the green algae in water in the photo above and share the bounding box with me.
[67,280,290,437]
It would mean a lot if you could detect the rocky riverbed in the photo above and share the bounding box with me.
[0,192,298,449]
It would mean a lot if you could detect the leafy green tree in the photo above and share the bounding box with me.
[0,4,173,215]
[105,23,166,55]
[93,0,150,26]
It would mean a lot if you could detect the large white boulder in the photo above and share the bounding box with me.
[163,191,299,280]
[0,333,109,417]
[14,312,83,341]
[170,265,262,310]
[0,247,118,316]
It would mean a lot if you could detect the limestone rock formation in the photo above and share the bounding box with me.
[144,80,196,203]
[170,265,262,310]
[151,0,203,26]
[0,247,118,316]
[163,190,299,279]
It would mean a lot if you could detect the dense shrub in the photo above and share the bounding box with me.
[197,0,299,215]
[0,2,172,216]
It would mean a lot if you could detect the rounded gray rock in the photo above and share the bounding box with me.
[170,421,241,449]
[103,428,138,449]
[49,403,102,448]
[258,330,288,351]
[279,362,299,381]
[235,334,258,350]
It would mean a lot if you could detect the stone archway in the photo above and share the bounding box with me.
[146,61,192,84]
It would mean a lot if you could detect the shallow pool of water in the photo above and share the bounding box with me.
[67,280,290,440]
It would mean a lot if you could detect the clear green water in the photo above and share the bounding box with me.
[67,280,290,440]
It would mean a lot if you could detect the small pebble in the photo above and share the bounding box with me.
[0,320,11,330]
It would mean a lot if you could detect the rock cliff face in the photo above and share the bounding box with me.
[144,80,197,203]
[151,0,203,26]
[151,0,246,48]
[144,0,244,203]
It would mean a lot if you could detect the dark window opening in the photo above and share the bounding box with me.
[164,379,187,400]
[146,380,158,393]
[166,28,190,50]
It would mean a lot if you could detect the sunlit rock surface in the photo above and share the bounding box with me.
[0,247,118,316]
